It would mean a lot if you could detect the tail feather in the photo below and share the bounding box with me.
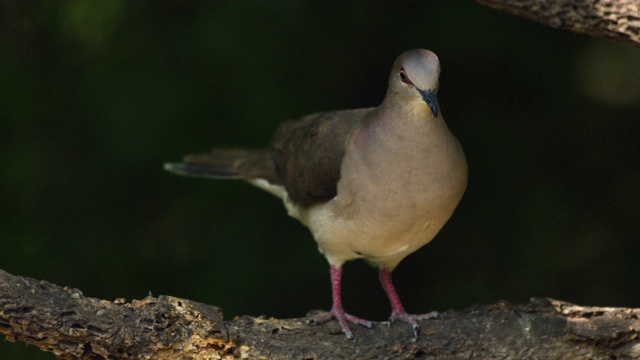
[164,148,279,183]
[163,162,240,178]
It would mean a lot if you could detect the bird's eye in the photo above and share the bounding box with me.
[399,69,409,83]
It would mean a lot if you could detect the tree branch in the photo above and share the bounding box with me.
[1,270,639,359]
[476,0,640,48]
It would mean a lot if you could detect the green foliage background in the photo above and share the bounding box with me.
[1,1,639,358]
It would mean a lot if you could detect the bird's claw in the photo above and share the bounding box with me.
[389,311,441,338]
[311,308,373,339]
[411,323,420,338]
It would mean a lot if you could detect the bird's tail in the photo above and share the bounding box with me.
[164,148,277,182]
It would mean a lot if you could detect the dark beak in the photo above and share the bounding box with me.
[419,89,438,117]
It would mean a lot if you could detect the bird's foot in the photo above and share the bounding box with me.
[388,311,442,338]
[310,308,374,339]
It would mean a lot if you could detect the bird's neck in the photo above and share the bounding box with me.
[338,97,466,223]
[357,97,447,153]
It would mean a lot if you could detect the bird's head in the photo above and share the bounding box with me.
[388,49,441,117]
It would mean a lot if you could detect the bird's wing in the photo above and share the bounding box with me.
[271,108,372,206]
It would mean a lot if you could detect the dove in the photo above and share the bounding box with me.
[165,49,468,339]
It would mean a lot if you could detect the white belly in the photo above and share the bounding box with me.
[304,174,462,269]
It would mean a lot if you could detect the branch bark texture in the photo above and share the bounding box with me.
[476,0,640,48]
[1,269,640,359]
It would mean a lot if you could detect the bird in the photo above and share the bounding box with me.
[164,49,468,339]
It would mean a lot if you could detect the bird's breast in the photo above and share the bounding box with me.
[305,119,467,268]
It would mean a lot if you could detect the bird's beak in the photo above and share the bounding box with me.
[419,89,438,117]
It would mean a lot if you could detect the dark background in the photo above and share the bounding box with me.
[1,1,639,358]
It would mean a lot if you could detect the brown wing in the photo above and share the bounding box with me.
[271,108,372,206]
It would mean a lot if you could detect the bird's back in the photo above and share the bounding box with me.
[271,108,373,205]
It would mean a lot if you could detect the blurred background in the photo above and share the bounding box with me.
[1,1,639,358]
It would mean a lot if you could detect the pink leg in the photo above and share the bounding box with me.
[378,268,440,337]
[311,266,373,339]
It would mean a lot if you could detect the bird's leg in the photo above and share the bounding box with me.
[311,265,373,339]
[378,268,440,337]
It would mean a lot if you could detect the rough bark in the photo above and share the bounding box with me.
[476,0,640,48]
[1,269,640,359]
